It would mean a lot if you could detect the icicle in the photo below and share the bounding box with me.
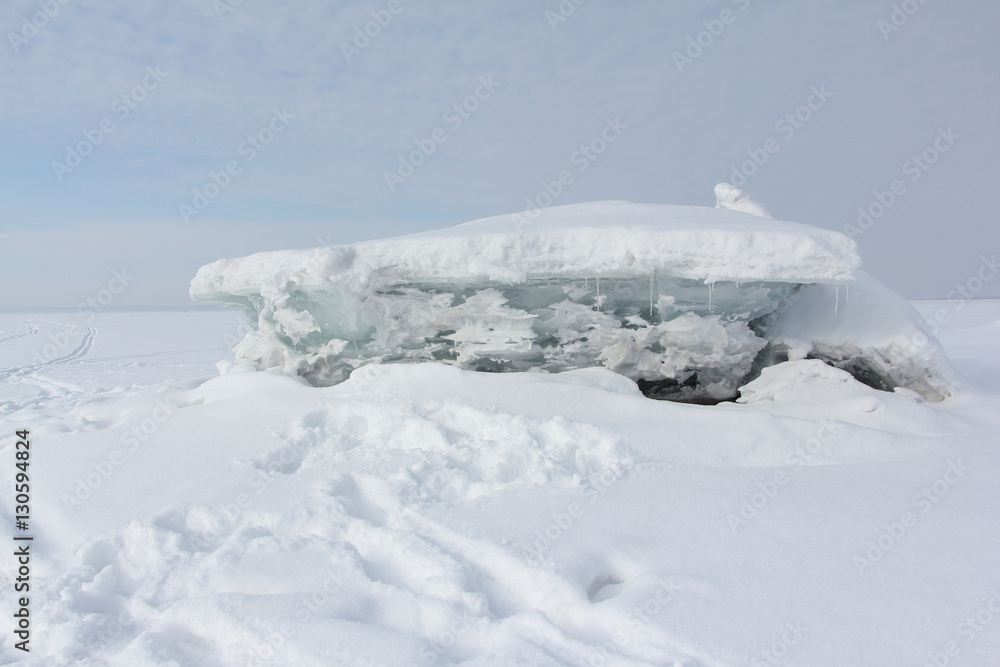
[846,285,850,302]
[708,281,714,313]
[649,271,655,319]
[596,277,601,311]
[834,285,839,317]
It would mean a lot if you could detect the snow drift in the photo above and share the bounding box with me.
[190,187,955,401]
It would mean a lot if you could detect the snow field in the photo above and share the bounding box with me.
[1,307,999,665]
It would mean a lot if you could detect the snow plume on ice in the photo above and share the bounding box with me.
[191,196,954,402]
[714,182,771,218]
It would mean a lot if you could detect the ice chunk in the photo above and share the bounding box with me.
[601,312,767,402]
[202,272,797,401]
[189,197,954,402]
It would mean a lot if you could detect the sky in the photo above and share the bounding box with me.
[1,0,998,307]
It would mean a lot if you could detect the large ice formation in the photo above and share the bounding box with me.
[190,187,955,402]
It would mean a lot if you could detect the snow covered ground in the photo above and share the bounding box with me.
[1,302,999,666]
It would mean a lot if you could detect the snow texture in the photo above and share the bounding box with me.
[0,303,998,666]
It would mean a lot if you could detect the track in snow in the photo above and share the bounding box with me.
[46,327,98,366]
[0,324,39,344]
[0,327,97,378]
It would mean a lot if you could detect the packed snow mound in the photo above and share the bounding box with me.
[714,182,772,218]
[191,200,858,296]
[757,271,957,401]
[190,198,953,402]
[738,358,863,403]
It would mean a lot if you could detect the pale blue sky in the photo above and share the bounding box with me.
[2,0,998,306]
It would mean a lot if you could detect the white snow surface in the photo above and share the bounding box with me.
[1,304,999,666]
[190,201,860,298]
